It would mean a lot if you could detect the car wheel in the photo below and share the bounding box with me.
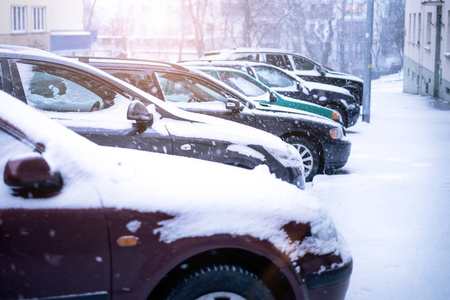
[284,136,320,182]
[165,265,275,300]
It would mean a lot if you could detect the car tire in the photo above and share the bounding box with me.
[284,136,320,182]
[165,265,275,300]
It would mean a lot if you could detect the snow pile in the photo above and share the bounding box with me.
[308,73,450,299]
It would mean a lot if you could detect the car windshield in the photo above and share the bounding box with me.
[216,71,268,98]
[154,72,229,103]
[252,65,297,89]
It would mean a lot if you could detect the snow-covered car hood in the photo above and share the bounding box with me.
[0,91,350,262]
[303,81,351,96]
[254,102,341,127]
[285,71,352,96]
[325,69,363,83]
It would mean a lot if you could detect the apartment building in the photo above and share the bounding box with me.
[404,0,450,101]
[0,0,86,53]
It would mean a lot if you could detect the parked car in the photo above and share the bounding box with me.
[78,57,351,181]
[0,90,353,300]
[201,47,364,105]
[180,60,360,128]
[191,65,343,125]
[0,45,305,189]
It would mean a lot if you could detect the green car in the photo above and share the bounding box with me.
[192,66,342,124]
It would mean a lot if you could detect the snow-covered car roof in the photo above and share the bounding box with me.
[0,45,303,165]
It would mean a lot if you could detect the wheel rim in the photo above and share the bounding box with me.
[196,292,246,300]
[292,143,313,178]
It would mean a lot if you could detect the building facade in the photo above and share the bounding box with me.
[403,0,450,101]
[0,0,86,53]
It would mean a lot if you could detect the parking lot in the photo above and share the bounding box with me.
[308,74,450,299]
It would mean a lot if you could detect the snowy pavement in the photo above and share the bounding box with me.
[307,73,450,300]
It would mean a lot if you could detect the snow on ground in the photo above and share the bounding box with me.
[307,72,450,299]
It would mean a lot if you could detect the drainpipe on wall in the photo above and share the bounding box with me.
[362,0,375,123]
[433,5,442,98]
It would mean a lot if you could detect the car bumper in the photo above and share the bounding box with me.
[301,260,353,300]
[290,248,352,300]
[305,259,353,289]
[322,138,351,170]
[273,166,306,190]
[346,104,360,127]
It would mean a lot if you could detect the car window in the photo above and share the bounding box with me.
[216,71,267,97]
[107,70,160,97]
[229,53,259,61]
[252,66,297,89]
[154,72,229,103]
[265,54,293,71]
[292,56,315,71]
[16,62,118,112]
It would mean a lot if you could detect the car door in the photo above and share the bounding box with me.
[0,121,110,299]
[152,71,256,128]
[7,59,173,155]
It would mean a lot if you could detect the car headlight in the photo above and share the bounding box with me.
[329,126,344,140]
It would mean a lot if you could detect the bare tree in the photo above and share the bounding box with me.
[336,0,349,72]
[108,5,135,57]
[284,0,307,53]
[378,0,405,70]
[239,0,289,47]
[185,0,209,57]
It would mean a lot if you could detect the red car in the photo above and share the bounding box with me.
[0,91,352,299]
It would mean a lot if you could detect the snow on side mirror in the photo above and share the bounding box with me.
[318,65,326,77]
[4,153,63,198]
[225,98,244,112]
[269,91,278,103]
[127,100,153,127]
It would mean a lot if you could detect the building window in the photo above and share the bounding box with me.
[408,14,412,42]
[426,12,432,45]
[32,6,46,32]
[346,3,362,15]
[11,5,27,33]
[418,13,421,45]
[413,14,416,45]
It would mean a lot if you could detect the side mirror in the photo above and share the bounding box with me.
[269,91,278,103]
[127,100,153,127]
[318,65,326,77]
[225,98,245,112]
[4,154,63,198]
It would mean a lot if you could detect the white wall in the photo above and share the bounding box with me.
[0,0,83,35]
